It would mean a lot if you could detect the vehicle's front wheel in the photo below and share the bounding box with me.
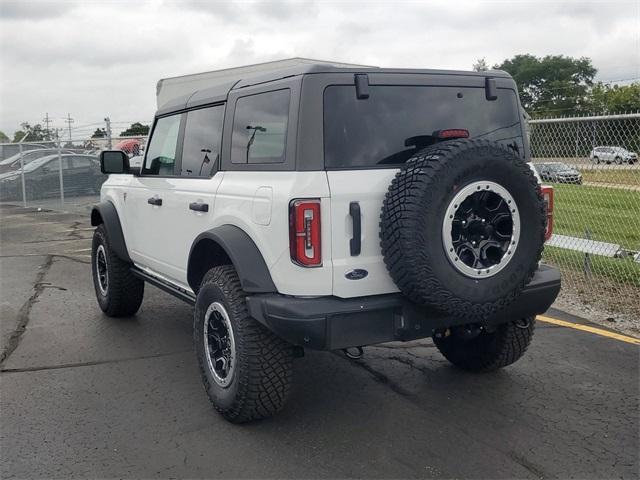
[91,224,144,317]
[194,265,294,423]
[433,317,535,372]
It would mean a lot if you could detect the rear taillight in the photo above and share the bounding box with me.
[541,185,554,241]
[289,199,322,267]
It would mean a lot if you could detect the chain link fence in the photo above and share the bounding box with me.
[2,114,638,317]
[0,135,146,214]
[529,113,640,318]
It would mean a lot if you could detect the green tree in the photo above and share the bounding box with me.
[0,130,9,142]
[586,82,640,114]
[119,122,149,137]
[472,58,489,72]
[494,54,597,117]
[91,128,107,138]
[12,122,54,142]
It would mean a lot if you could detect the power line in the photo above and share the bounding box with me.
[64,113,74,142]
[42,113,52,135]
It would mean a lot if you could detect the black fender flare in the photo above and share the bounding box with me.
[188,225,276,293]
[90,201,131,263]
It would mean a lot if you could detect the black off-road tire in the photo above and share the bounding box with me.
[91,224,144,317]
[380,139,546,319]
[194,265,294,423]
[433,317,535,372]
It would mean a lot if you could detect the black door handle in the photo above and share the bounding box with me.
[349,201,361,256]
[147,196,162,206]
[189,202,209,212]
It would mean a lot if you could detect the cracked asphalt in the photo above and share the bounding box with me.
[1,204,638,479]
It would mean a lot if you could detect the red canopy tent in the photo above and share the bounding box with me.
[114,139,141,155]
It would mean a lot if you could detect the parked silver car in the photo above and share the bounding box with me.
[589,146,637,164]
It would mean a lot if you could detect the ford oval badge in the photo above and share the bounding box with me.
[345,269,368,280]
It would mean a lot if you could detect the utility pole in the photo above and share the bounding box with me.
[42,112,52,138]
[104,117,112,149]
[64,113,74,142]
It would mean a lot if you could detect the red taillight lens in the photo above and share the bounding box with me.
[434,129,470,139]
[541,185,554,241]
[289,199,322,267]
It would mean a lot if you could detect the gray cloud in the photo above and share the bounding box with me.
[0,0,638,136]
[0,0,78,20]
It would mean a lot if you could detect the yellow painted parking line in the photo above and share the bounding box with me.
[537,315,640,345]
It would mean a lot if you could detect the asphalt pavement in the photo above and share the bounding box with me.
[0,204,638,479]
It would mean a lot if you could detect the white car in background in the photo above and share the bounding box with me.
[589,146,638,164]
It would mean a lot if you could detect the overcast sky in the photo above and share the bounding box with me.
[1,0,638,138]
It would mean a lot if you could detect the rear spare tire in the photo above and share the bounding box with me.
[380,139,546,319]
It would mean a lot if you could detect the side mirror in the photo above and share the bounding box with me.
[99,150,130,174]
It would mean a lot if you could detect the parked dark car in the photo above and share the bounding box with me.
[534,162,582,184]
[0,154,105,201]
[0,148,76,173]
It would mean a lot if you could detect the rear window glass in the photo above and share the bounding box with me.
[324,85,523,168]
[181,105,225,177]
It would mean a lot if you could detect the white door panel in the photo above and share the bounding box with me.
[125,177,178,278]
[126,175,223,287]
[327,170,400,298]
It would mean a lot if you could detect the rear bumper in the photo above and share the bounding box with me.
[247,265,561,350]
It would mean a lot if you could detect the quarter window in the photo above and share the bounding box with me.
[180,105,225,177]
[231,89,290,164]
[143,114,182,176]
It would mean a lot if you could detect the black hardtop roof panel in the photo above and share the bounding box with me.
[155,57,512,114]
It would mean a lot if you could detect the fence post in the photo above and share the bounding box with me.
[583,228,592,278]
[18,142,27,207]
[105,117,112,150]
[57,138,64,207]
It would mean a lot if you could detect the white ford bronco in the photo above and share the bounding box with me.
[91,58,561,423]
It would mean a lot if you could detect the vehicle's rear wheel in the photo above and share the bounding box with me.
[593,156,600,164]
[194,265,294,423]
[615,156,622,165]
[91,224,144,317]
[433,317,535,372]
[380,139,546,320]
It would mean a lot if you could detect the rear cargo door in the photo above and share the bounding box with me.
[323,76,525,298]
[326,169,399,298]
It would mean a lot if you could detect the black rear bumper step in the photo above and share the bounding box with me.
[132,264,560,352]
[246,265,561,350]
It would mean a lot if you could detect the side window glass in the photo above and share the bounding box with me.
[43,160,58,172]
[143,114,182,175]
[231,89,290,164]
[180,105,224,177]
[72,156,91,168]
